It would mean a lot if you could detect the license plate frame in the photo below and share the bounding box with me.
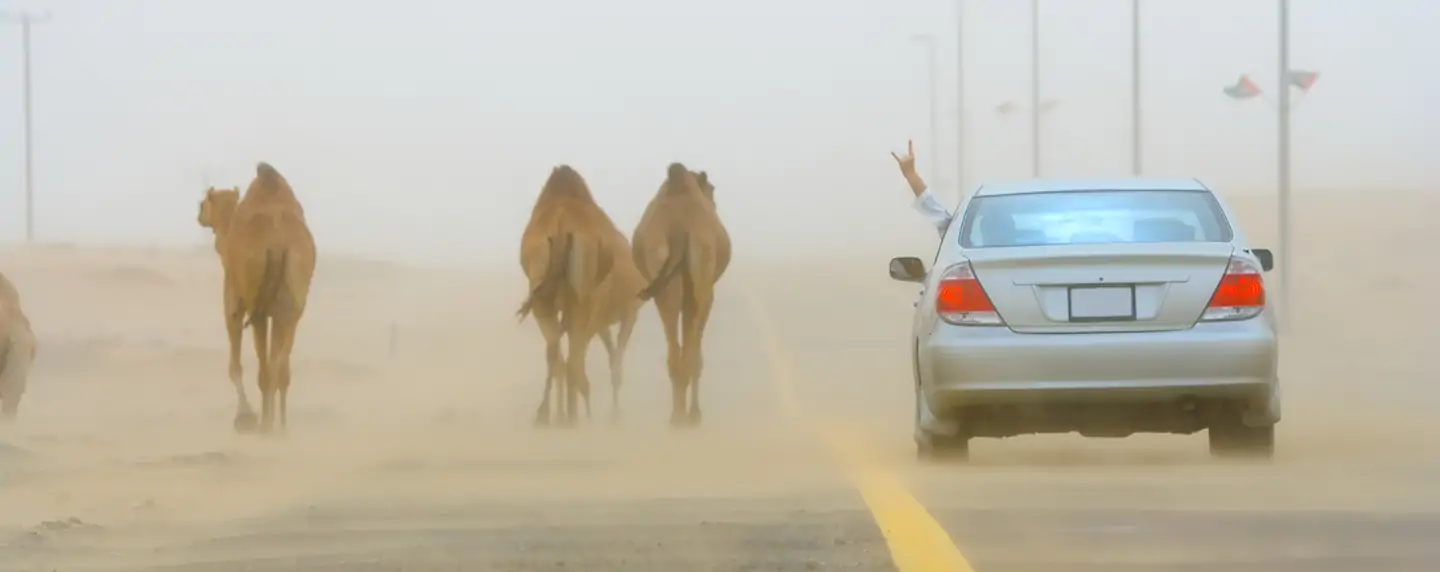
[1067,284,1137,322]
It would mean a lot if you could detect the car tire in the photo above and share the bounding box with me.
[913,353,969,463]
[917,432,970,462]
[1207,419,1275,459]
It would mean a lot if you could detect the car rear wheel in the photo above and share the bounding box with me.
[1207,418,1275,459]
[917,432,970,462]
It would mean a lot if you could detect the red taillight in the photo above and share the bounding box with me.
[937,277,994,313]
[1201,257,1266,321]
[935,261,1003,326]
[1210,274,1265,307]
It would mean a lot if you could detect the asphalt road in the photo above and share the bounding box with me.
[4,267,1439,572]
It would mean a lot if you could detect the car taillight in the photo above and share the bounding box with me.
[935,261,1003,326]
[1200,256,1266,321]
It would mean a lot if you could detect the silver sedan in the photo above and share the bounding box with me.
[889,179,1279,461]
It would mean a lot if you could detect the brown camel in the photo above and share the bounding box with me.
[516,165,644,426]
[0,272,36,422]
[632,164,730,427]
[197,163,316,434]
[198,186,241,254]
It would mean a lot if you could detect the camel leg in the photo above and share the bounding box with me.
[0,375,20,422]
[252,316,275,435]
[0,391,16,422]
[597,326,615,357]
[596,326,622,424]
[0,337,30,422]
[225,293,257,433]
[563,312,597,427]
[533,304,565,427]
[0,393,16,422]
[611,311,637,425]
[682,281,716,426]
[652,284,687,427]
[269,313,299,435]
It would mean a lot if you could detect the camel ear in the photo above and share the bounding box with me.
[696,172,708,186]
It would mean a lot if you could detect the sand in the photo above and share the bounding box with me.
[0,190,1437,571]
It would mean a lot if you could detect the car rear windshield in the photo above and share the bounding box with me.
[957,189,1233,248]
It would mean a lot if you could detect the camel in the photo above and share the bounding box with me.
[632,164,730,427]
[197,163,316,434]
[0,272,36,422]
[198,186,241,254]
[516,165,645,426]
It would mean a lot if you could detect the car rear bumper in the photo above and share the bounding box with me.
[918,317,1279,429]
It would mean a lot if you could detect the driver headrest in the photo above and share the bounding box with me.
[1133,218,1196,242]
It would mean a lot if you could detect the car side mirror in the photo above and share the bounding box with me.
[1249,248,1275,272]
[889,257,927,283]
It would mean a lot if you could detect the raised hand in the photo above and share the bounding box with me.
[890,139,917,177]
[891,139,927,196]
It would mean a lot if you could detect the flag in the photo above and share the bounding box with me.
[1286,69,1319,91]
[1222,75,1262,100]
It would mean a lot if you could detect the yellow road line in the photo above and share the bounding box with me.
[741,285,976,572]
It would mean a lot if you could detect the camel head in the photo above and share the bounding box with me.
[694,171,715,203]
[197,186,240,234]
[661,163,702,197]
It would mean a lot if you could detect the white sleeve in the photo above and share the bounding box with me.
[911,188,953,237]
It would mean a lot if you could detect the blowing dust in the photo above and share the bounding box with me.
[0,190,1437,570]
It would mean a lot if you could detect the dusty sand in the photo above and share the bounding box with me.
[0,190,1437,571]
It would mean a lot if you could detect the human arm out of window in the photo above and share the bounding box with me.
[911,188,953,237]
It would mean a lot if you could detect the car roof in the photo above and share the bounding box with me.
[971,178,1212,197]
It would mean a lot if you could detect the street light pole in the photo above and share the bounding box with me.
[1131,0,1142,176]
[911,34,940,189]
[1277,0,1292,331]
[955,0,967,194]
[1029,0,1041,178]
[1,10,50,244]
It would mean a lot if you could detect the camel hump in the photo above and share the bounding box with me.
[256,162,281,182]
[539,165,593,201]
[548,165,582,186]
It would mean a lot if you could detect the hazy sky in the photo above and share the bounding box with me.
[0,0,1433,263]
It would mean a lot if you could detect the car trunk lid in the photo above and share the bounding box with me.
[964,242,1235,333]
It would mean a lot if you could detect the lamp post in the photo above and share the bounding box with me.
[1,10,51,243]
[1130,0,1142,176]
[955,0,967,193]
[1028,0,1041,177]
[911,33,941,189]
[1276,0,1292,331]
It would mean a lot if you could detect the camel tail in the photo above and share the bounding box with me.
[638,232,689,301]
[516,233,574,322]
[244,249,288,328]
